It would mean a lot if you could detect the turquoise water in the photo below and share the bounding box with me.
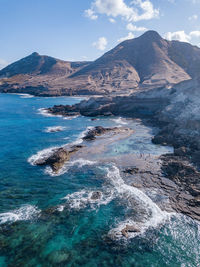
[0,93,199,267]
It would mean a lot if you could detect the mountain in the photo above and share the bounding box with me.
[1,30,200,96]
[0,52,90,77]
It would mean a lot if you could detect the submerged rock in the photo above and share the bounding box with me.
[121,225,140,238]
[90,191,102,200]
[47,249,70,264]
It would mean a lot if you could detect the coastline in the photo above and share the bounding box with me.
[44,96,200,221]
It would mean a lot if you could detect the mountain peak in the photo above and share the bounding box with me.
[30,52,40,57]
[139,30,162,41]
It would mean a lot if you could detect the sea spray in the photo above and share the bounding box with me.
[28,146,59,166]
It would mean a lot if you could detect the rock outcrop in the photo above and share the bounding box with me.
[35,146,83,173]
[121,225,140,238]
[82,126,124,141]
[34,126,131,173]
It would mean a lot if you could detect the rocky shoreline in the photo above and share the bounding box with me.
[34,126,132,174]
[46,91,200,221]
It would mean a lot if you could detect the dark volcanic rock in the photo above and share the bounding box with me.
[35,146,83,173]
[121,225,140,238]
[161,154,200,220]
[83,126,118,141]
[123,167,139,175]
[174,146,188,156]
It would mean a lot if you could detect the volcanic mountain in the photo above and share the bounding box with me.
[1,30,200,96]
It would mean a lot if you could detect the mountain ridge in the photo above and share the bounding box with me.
[1,30,200,96]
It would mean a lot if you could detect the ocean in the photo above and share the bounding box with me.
[0,93,199,267]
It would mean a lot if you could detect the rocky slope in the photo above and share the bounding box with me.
[0,52,90,96]
[1,30,200,96]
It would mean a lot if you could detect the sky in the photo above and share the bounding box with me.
[0,0,200,69]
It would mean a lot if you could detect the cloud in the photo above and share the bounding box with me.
[84,9,98,20]
[85,0,159,22]
[164,30,200,43]
[93,37,108,50]
[188,14,198,20]
[126,23,147,32]
[0,59,8,70]
[190,31,200,38]
[164,31,191,42]
[118,32,134,42]
[132,0,159,21]
[109,18,116,23]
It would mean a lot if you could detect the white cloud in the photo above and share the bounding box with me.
[118,32,134,42]
[190,31,200,38]
[132,0,159,21]
[126,22,147,32]
[93,37,108,50]
[84,8,98,20]
[0,59,8,70]
[109,18,116,23]
[85,0,159,22]
[164,30,200,43]
[164,31,191,42]
[188,14,198,20]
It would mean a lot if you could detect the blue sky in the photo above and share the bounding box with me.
[0,0,200,69]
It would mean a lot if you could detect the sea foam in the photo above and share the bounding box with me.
[44,126,66,133]
[0,205,40,224]
[112,117,128,125]
[105,165,172,239]
[28,146,59,166]
[59,187,114,211]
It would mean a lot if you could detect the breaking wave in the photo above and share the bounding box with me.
[28,146,59,166]
[38,108,63,118]
[0,205,40,224]
[58,188,114,211]
[45,158,97,177]
[105,165,172,239]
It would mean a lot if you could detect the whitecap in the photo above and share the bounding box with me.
[112,117,128,125]
[44,126,67,133]
[19,94,34,98]
[59,188,114,211]
[0,205,40,224]
[63,115,79,120]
